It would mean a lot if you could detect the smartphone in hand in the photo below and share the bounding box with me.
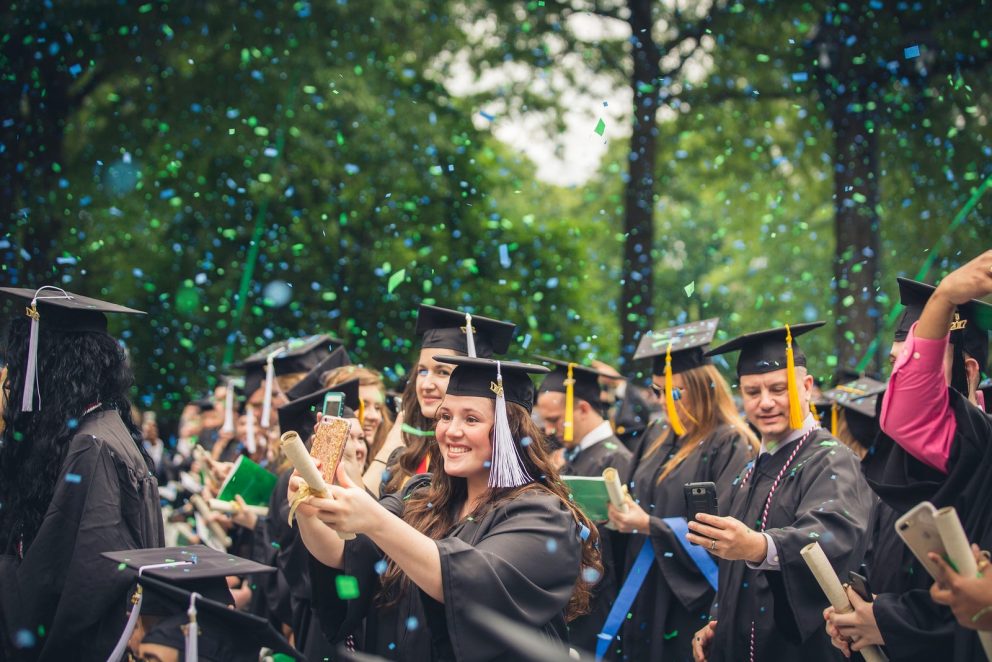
[848,568,873,602]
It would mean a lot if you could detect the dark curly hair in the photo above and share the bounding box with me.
[379,401,602,622]
[0,316,146,554]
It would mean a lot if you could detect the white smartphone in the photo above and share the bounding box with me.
[894,501,945,580]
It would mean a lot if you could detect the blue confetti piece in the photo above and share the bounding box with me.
[904,45,920,59]
[498,243,511,268]
[546,539,558,553]
[405,616,419,631]
[479,110,495,121]
[791,72,808,82]
[14,629,35,649]
[65,473,82,484]
[582,566,602,583]
[520,436,532,447]
[374,559,388,575]
[68,63,82,77]
[521,334,532,349]
[579,524,590,541]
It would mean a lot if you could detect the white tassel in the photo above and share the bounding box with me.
[260,353,277,428]
[465,313,477,358]
[21,303,40,412]
[105,586,143,662]
[245,404,257,454]
[488,361,532,488]
[220,380,235,434]
[185,592,201,661]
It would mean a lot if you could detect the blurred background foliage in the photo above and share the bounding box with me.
[1,0,990,420]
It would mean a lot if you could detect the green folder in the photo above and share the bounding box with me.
[216,455,278,507]
[562,476,610,522]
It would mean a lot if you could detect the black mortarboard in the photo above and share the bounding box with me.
[436,356,548,412]
[823,376,886,420]
[435,355,549,488]
[285,346,353,401]
[705,321,825,376]
[277,379,361,442]
[415,304,516,357]
[633,318,719,376]
[103,547,301,661]
[240,334,344,396]
[536,356,613,408]
[0,286,145,413]
[895,278,991,374]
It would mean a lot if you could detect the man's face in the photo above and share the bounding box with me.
[535,391,566,445]
[739,368,812,442]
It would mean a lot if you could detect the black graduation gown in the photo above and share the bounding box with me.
[0,410,165,661]
[708,428,874,662]
[868,390,992,662]
[309,485,583,662]
[618,424,754,662]
[860,433,956,661]
[560,435,633,655]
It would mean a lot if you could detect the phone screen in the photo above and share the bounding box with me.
[322,391,345,417]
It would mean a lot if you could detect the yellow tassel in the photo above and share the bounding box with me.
[810,401,819,420]
[664,344,687,436]
[563,363,575,443]
[785,324,804,429]
[831,403,839,436]
[358,398,365,427]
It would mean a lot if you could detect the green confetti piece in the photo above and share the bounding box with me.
[594,118,606,136]
[818,440,838,447]
[118,562,127,571]
[664,630,679,640]
[684,281,695,297]
[388,268,406,294]
[336,575,360,600]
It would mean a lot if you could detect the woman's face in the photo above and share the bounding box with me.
[346,417,368,467]
[435,395,494,480]
[415,348,453,418]
[359,384,384,439]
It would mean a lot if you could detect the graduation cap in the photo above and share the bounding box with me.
[434,355,549,488]
[633,318,720,436]
[277,378,361,444]
[822,376,886,442]
[101,546,302,662]
[284,345,352,402]
[706,322,825,429]
[895,278,991,376]
[0,286,145,413]
[535,356,614,444]
[415,304,516,357]
[240,334,344,429]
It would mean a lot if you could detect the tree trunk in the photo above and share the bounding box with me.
[620,0,661,365]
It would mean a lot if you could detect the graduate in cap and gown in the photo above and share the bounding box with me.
[820,376,956,661]
[294,356,601,661]
[867,253,992,661]
[373,305,516,497]
[689,322,874,662]
[102,545,303,662]
[602,319,756,662]
[534,355,634,655]
[0,287,165,661]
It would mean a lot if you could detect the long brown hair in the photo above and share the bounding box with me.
[379,401,601,622]
[382,355,456,494]
[322,364,395,465]
[648,364,758,483]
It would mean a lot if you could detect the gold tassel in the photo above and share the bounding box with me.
[810,401,819,421]
[831,403,839,436]
[664,344,687,436]
[358,398,365,427]
[785,324,804,429]
[563,363,575,443]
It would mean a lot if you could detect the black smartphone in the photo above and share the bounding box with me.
[322,391,345,417]
[847,569,873,602]
[684,482,719,523]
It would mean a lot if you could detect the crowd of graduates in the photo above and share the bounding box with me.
[1,249,992,662]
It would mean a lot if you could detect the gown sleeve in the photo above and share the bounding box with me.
[873,588,955,660]
[763,445,875,644]
[434,492,581,662]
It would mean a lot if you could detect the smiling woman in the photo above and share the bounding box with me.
[292,356,603,661]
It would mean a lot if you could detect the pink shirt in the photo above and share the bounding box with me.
[879,322,955,474]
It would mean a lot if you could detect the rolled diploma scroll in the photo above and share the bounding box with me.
[208,498,269,517]
[280,430,356,540]
[934,507,992,661]
[189,494,232,549]
[603,467,627,531]
[800,542,887,662]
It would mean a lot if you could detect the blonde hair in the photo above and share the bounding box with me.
[648,364,759,483]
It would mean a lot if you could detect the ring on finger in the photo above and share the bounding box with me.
[709,539,718,551]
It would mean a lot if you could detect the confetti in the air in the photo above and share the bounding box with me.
[684,282,695,297]
[65,473,82,484]
[387,268,406,294]
[904,45,920,59]
[594,118,606,136]
[335,574,361,600]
